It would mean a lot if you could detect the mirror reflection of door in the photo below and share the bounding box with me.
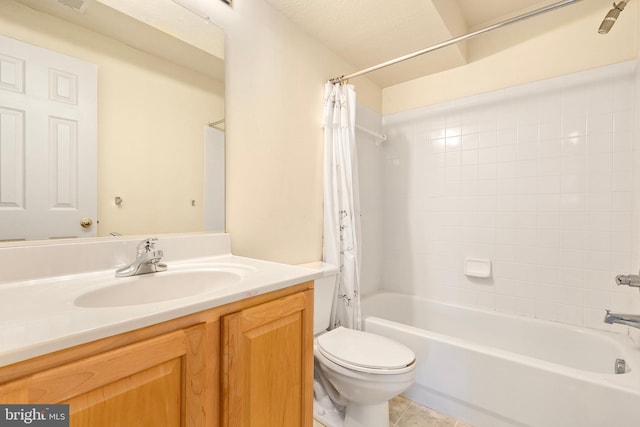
[0,34,97,241]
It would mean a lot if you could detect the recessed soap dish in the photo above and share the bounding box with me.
[464,258,491,278]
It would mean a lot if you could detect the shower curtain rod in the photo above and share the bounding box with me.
[355,124,387,146]
[208,118,225,128]
[330,0,583,84]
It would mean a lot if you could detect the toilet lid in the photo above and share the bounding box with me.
[317,327,415,370]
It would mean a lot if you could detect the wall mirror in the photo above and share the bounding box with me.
[0,0,225,242]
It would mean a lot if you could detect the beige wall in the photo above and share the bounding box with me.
[383,0,639,115]
[196,0,382,263]
[0,1,224,237]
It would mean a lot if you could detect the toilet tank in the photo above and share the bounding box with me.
[299,262,339,335]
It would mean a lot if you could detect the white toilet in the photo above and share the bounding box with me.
[302,262,416,427]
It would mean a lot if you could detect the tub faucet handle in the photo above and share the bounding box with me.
[615,273,640,287]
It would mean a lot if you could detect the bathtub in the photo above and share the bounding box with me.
[361,292,640,427]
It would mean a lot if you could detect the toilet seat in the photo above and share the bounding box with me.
[317,327,415,374]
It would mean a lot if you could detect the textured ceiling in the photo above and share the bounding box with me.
[263,0,577,87]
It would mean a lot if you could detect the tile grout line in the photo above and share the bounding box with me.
[393,400,414,427]
[395,402,415,427]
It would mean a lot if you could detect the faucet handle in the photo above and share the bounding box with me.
[615,274,640,287]
[137,237,158,254]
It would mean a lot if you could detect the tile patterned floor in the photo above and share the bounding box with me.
[314,395,474,427]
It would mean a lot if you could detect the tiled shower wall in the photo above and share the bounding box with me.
[379,61,639,330]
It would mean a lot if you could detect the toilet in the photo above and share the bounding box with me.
[302,262,416,427]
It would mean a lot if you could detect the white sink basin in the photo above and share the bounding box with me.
[75,264,250,307]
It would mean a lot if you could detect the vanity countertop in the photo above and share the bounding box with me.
[0,235,320,368]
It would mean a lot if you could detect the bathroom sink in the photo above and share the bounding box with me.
[74,265,248,307]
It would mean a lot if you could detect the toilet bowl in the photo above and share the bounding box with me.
[315,327,416,427]
[301,262,417,427]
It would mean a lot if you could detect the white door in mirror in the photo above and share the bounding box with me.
[0,34,97,240]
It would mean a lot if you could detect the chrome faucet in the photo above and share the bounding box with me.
[115,237,167,277]
[604,270,640,329]
[604,310,640,329]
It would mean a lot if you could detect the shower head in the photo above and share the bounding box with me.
[598,1,630,34]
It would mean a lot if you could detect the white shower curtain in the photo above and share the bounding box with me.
[322,82,362,330]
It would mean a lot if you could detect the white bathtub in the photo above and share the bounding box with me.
[361,292,640,427]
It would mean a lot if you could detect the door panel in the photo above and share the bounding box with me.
[0,34,97,240]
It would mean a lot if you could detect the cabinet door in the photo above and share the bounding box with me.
[0,324,212,427]
[222,291,313,427]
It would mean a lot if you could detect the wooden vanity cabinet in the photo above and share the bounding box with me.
[222,291,314,427]
[0,282,313,427]
[0,324,212,427]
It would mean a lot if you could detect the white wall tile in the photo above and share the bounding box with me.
[478,131,497,147]
[614,109,634,133]
[539,156,561,175]
[587,112,613,134]
[537,211,560,229]
[514,298,536,318]
[613,131,633,152]
[558,305,584,326]
[378,60,637,330]
[562,116,587,138]
[586,193,612,211]
[536,302,560,322]
[583,269,612,290]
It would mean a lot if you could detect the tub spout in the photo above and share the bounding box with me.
[604,309,640,329]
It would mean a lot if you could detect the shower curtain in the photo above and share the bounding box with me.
[322,82,362,330]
